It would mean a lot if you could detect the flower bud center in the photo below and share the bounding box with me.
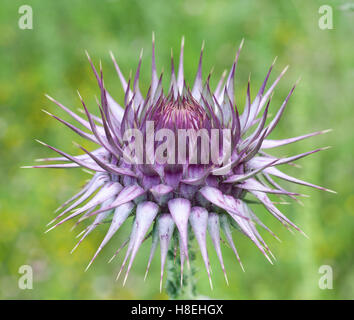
[150,94,209,131]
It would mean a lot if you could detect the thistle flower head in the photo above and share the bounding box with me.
[27,36,334,291]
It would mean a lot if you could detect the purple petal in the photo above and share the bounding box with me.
[237,178,299,196]
[256,65,289,119]
[158,213,175,292]
[250,190,306,236]
[219,214,244,271]
[45,94,96,132]
[109,50,132,100]
[144,222,159,281]
[199,186,249,221]
[71,197,115,254]
[42,109,98,144]
[224,159,278,183]
[207,212,229,284]
[123,201,159,285]
[150,184,174,205]
[76,143,135,177]
[151,33,159,97]
[168,198,191,269]
[85,201,134,270]
[224,39,243,106]
[192,42,204,101]
[35,147,107,163]
[264,83,296,138]
[261,129,332,149]
[106,91,124,122]
[214,70,227,104]
[169,50,178,98]
[48,173,108,225]
[249,147,330,168]
[133,49,144,108]
[84,185,146,220]
[224,199,273,264]
[177,37,185,94]
[46,181,122,232]
[189,207,213,289]
[264,166,336,193]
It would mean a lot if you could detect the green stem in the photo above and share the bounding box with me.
[165,234,197,300]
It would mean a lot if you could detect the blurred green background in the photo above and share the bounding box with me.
[0,0,353,299]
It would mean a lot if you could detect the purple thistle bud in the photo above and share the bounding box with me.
[25,35,335,290]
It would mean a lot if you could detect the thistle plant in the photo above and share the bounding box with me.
[25,36,334,294]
